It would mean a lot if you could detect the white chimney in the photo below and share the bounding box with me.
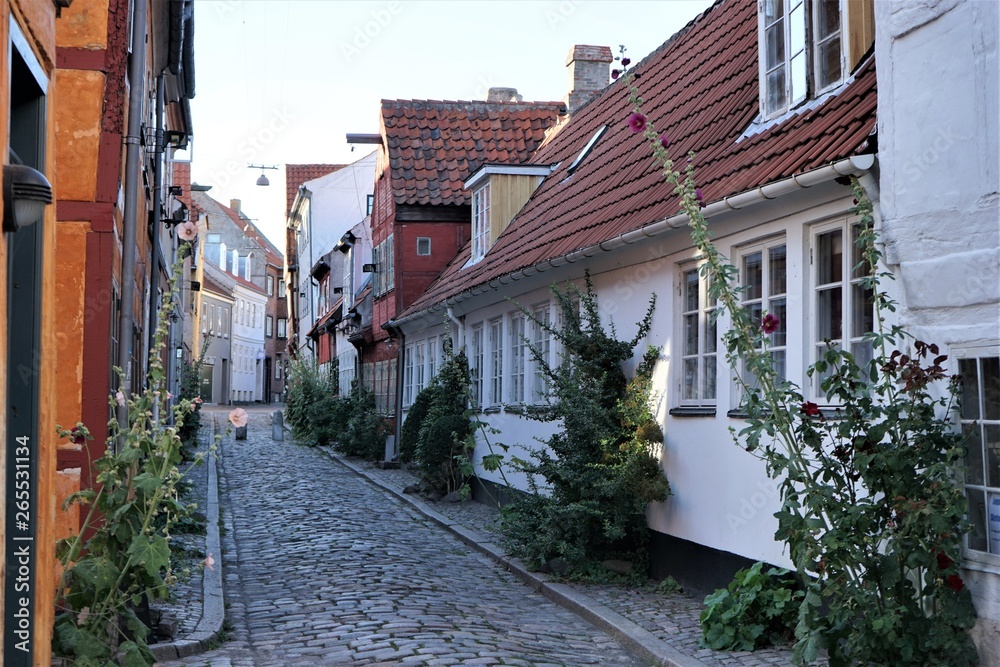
[564,45,613,114]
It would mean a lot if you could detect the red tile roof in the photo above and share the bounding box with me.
[402,0,877,318]
[380,99,566,207]
[285,164,347,217]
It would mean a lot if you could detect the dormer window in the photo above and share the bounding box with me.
[759,0,863,120]
[472,182,491,262]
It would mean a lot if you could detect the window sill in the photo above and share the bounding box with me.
[483,406,502,414]
[669,406,717,418]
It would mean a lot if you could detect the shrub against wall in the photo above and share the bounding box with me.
[284,358,340,446]
[499,275,671,576]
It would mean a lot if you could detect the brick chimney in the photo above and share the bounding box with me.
[564,45,613,114]
[487,87,522,103]
[230,198,241,214]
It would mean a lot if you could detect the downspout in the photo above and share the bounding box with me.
[118,0,148,430]
[148,73,165,398]
[446,306,463,350]
[382,320,404,461]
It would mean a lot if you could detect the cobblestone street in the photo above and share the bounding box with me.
[159,409,642,666]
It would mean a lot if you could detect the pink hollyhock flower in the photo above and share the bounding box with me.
[229,407,248,428]
[695,188,705,207]
[659,135,670,149]
[193,397,203,404]
[627,112,646,134]
[204,553,215,571]
[762,313,780,334]
[611,69,620,80]
[115,390,126,407]
[177,220,198,241]
[166,391,173,400]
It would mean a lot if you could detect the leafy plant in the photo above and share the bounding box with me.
[177,334,210,446]
[620,53,978,665]
[700,562,803,651]
[498,275,671,575]
[54,243,217,666]
[335,381,387,461]
[284,357,341,446]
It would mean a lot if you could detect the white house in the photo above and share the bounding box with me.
[387,0,1000,657]
[231,278,268,403]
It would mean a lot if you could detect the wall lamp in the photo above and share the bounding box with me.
[164,130,189,149]
[3,164,52,232]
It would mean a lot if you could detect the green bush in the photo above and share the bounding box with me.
[399,383,439,463]
[414,345,473,495]
[700,562,803,651]
[335,382,386,461]
[499,275,671,576]
[284,358,339,446]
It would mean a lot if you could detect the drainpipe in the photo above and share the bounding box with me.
[446,306,464,350]
[148,73,165,396]
[118,0,148,431]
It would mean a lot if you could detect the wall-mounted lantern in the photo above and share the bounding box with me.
[3,164,52,232]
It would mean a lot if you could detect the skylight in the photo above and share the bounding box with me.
[567,125,608,174]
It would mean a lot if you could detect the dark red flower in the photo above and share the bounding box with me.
[946,574,964,591]
[70,427,86,445]
[611,69,621,80]
[695,188,704,207]
[627,112,646,134]
[761,313,780,334]
[621,57,631,66]
[659,135,670,149]
[936,551,954,570]
[800,402,821,417]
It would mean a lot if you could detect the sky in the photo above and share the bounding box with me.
[189,0,715,250]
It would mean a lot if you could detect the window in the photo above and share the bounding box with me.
[366,194,374,216]
[417,237,431,256]
[489,318,503,407]
[509,314,525,404]
[216,303,223,337]
[266,315,274,338]
[470,324,484,408]
[679,265,717,404]
[267,275,274,296]
[426,335,438,382]
[811,220,873,389]
[206,233,221,244]
[532,305,552,403]
[414,341,426,395]
[222,307,230,337]
[958,350,1000,556]
[403,345,415,406]
[278,279,286,298]
[251,303,257,328]
[740,241,787,389]
[759,0,844,119]
[202,304,209,334]
[472,182,491,262]
[275,356,282,380]
[277,318,287,339]
[373,236,395,297]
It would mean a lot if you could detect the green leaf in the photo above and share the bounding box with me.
[127,533,171,578]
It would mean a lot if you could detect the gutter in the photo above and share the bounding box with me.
[389,154,875,330]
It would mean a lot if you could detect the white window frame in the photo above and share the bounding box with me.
[809,217,873,397]
[277,317,287,339]
[417,236,431,256]
[470,324,484,408]
[531,304,552,404]
[509,313,526,404]
[737,238,788,397]
[414,341,426,395]
[955,344,1000,567]
[678,263,718,406]
[403,344,415,406]
[426,335,438,382]
[278,279,286,298]
[472,181,491,262]
[266,315,274,338]
[488,318,503,407]
[267,275,274,296]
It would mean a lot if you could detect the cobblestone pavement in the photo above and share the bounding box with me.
[158,409,643,667]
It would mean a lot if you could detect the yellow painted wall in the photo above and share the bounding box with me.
[55,0,108,50]
[53,70,105,202]
[489,174,544,246]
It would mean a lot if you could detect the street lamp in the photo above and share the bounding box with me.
[249,164,278,187]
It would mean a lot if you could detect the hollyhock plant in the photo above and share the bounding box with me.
[611,68,621,80]
[229,407,249,428]
[627,112,646,134]
[621,58,977,664]
[176,220,198,241]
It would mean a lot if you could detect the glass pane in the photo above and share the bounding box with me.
[744,251,763,300]
[704,355,717,400]
[960,358,981,420]
[766,23,785,70]
[769,245,786,295]
[705,314,717,354]
[984,357,1000,420]
[851,224,868,279]
[684,314,699,355]
[770,298,787,346]
[772,350,786,381]
[965,424,985,485]
[967,488,988,552]
[987,425,1000,487]
[764,0,784,24]
[851,284,874,337]
[818,286,842,340]
[789,2,806,56]
[767,68,787,114]
[851,339,874,373]
[746,303,763,336]
[684,270,699,311]
[683,358,698,400]
[790,52,807,103]
[817,0,841,39]
[817,229,843,285]
[818,37,842,89]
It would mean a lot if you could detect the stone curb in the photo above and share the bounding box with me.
[320,448,710,667]
[151,416,226,663]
